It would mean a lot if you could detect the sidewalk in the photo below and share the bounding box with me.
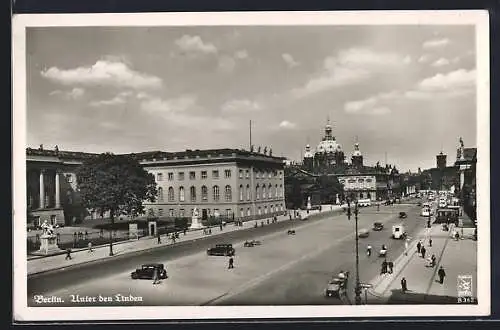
[28,205,346,276]
[368,223,477,303]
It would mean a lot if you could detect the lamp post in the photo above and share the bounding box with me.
[347,198,362,305]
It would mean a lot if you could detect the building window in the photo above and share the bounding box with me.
[268,172,272,179]
[213,185,220,201]
[239,185,244,201]
[158,208,164,216]
[189,171,196,180]
[65,174,73,183]
[270,205,273,213]
[258,207,261,215]
[268,184,272,198]
[190,186,196,202]
[264,206,268,214]
[279,171,283,179]
[256,171,260,179]
[279,184,283,197]
[179,209,185,217]
[201,171,207,179]
[366,178,372,183]
[225,185,232,201]
[256,185,260,200]
[212,170,219,179]
[240,208,244,217]
[262,186,267,200]
[275,184,278,197]
[247,208,251,216]
[358,179,364,183]
[226,209,232,217]
[239,170,243,179]
[246,170,250,178]
[246,184,251,200]
[367,192,372,199]
[178,172,185,181]
[158,187,164,202]
[168,187,174,202]
[360,192,364,198]
[201,185,208,201]
[157,173,163,181]
[224,169,231,178]
[168,172,174,181]
[214,209,219,216]
[169,209,174,217]
[179,186,185,202]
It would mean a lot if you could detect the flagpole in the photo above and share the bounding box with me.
[249,120,252,151]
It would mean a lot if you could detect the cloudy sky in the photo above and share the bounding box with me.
[26,25,477,171]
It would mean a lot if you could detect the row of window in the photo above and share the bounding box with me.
[156,184,284,203]
[155,169,283,182]
[340,178,374,184]
[155,204,285,217]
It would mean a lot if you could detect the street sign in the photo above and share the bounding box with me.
[359,283,372,289]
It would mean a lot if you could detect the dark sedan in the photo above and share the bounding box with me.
[373,222,384,231]
[131,263,168,280]
[207,243,235,256]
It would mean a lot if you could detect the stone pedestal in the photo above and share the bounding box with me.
[190,215,204,229]
[36,234,62,255]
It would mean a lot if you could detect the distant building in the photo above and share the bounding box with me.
[436,151,447,170]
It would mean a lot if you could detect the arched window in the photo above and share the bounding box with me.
[367,192,371,199]
[158,187,164,202]
[225,185,232,201]
[275,184,278,197]
[360,192,364,199]
[201,185,208,201]
[168,187,174,202]
[247,208,251,216]
[279,184,283,197]
[190,186,196,202]
[264,206,268,214]
[246,184,251,200]
[239,184,244,201]
[262,186,267,200]
[256,184,260,200]
[268,184,272,198]
[213,185,220,201]
[179,186,185,202]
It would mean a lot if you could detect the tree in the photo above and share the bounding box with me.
[77,153,157,256]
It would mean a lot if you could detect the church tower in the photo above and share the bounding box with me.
[303,144,314,171]
[351,141,364,168]
[436,151,447,170]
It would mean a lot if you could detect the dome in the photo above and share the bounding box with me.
[304,144,314,158]
[316,139,342,154]
[352,142,362,157]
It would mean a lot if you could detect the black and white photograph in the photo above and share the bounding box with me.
[13,11,490,321]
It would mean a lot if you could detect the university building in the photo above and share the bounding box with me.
[25,146,286,227]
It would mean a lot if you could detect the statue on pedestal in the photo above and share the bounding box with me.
[190,207,204,229]
[257,146,261,153]
[250,145,254,152]
[269,148,272,156]
[457,137,465,160]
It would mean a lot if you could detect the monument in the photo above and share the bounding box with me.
[190,207,204,229]
[35,221,63,255]
[335,194,340,205]
[307,196,312,210]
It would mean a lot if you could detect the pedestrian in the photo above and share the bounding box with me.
[261,221,264,227]
[367,245,372,257]
[421,246,426,259]
[157,234,161,244]
[417,240,422,254]
[183,228,187,235]
[65,248,72,260]
[455,232,460,241]
[220,223,223,231]
[401,277,408,293]
[438,266,446,284]
[404,239,409,256]
[87,241,93,253]
[152,267,159,285]
[289,213,292,220]
[228,257,234,269]
[381,259,388,274]
[254,222,258,228]
[431,254,437,267]
[429,237,433,247]
[267,219,270,225]
[388,261,394,274]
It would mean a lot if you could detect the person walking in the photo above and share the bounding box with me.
[157,234,161,244]
[438,266,446,284]
[152,267,159,285]
[220,223,223,231]
[417,240,422,254]
[228,257,234,269]
[388,261,394,274]
[289,213,292,220]
[65,248,72,260]
[429,237,433,247]
[421,246,427,259]
[87,241,93,253]
[381,259,388,274]
[401,277,408,293]
[366,245,372,257]
[431,254,437,267]
[404,239,409,256]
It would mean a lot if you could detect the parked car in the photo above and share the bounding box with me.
[287,229,296,235]
[207,243,235,256]
[325,272,349,298]
[373,222,384,231]
[399,212,407,219]
[244,240,262,247]
[358,229,370,238]
[131,263,167,280]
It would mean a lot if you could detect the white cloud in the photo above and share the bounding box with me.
[278,120,297,129]
[235,50,249,60]
[292,48,408,99]
[344,91,397,115]
[218,56,236,73]
[418,54,432,64]
[221,99,261,114]
[49,87,85,100]
[175,35,217,55]
[432,58,450,67]
[140,95,198,114]
[423,38,451,49]
[403,56,412,64]
[41,60,162,90]
[282,53,299,68]
[418,69,476,91]
[90,91,133,107]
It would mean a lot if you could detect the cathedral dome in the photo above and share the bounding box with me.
[304,144,314,158]
[316,139,342,154]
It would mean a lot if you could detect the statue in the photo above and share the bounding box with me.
[269,148,272,156]
[39,144,44,150]
[354,143,359,151]
[458,137,465,160]
[193,207,199,218]
[250,145,254,152]
[190,207,203,229]
[257,146,261,153]
[54,145,59,153]
[263,146,267,155]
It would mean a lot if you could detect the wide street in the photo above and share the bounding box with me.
[29,202,424,306]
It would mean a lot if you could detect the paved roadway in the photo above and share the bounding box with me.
[29,203,425,306]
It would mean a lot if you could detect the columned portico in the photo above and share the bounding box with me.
[39,169,45,209]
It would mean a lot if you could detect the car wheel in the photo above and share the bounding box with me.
[131,274,138,279]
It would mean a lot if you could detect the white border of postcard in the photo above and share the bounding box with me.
[12,10,490,321]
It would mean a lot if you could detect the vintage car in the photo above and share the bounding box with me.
[373,222,384,231]
[244,240,262,247]
[207,243,235,256]
[399,212,407,219]
[435,208,459,224]
[287,229,296,235]
[131,263,168,280]
[325,272,349,298]
[358,229,370,238]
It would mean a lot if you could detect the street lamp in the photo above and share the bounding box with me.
[347,198,362,305]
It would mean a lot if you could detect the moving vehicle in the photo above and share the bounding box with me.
[244,240,262,247]
[392,224,406,239]
[357,199,371,207]
[287,229,296,235]
[399,212,407,219]
[373,222,384,231]
[358,229,370,238]
[435,208,459,224]
[207,243,235,256]
[325,271,349,298]
[131,263,168,280]
[421,207,431,217]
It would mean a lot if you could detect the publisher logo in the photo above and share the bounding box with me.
[457,275,473,297]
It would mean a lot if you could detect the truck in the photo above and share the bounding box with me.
[392,224,406,239]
